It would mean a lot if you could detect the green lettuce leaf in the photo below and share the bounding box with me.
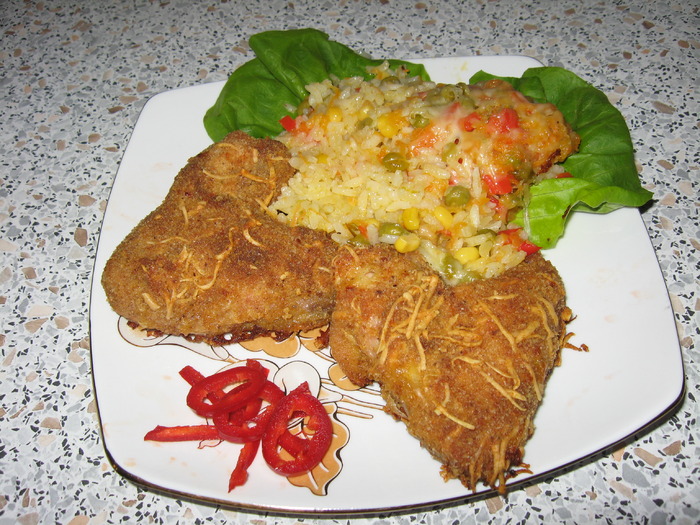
[471,67,653,248]
[203,28,429,141]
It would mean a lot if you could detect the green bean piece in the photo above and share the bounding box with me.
[443,255,462,281]
[443,255,480,284]
[348,234,370,246]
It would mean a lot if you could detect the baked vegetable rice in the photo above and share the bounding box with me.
[270,63,579,284]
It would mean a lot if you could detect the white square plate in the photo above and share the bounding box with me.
[89,56,684,515]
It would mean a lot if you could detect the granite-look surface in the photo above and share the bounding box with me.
[1,0,697,523]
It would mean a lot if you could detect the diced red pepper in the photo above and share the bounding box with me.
[262,382,332,477]
[556,171,573,179]
[520,241,541,255]
[486,108,519,134]
[410,124,441,152]
[144,424,220,442]
[482,171,517,195]
[459,111,481,132]
[499,228,541,254]
[279,114,297,132]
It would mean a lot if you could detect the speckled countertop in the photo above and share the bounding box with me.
[1,0,698,523]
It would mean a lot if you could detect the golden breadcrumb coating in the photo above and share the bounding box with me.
[329,245,569,492]
[102,131,337,342]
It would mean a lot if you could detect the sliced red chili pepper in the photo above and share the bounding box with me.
[144,424,220,442]
[556,171,573,179]
[185,363,266,418]
[277,428,308,457]
[228,440,260,492]
[262,382,332,477]
[214,381,285,443]
[179,365,207,388]
[147,361,334,491]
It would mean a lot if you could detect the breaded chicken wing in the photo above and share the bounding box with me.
[329,245,569,492]
[101,131,337,342]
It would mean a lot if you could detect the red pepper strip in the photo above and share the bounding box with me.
[185,364,266,418]
[144,424,220,442]
[214,381,284,443]
[262,382,333,476]
[228,440,259,492]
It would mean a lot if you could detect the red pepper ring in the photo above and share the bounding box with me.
[261,382,333,477]
[179,365,207,388]
[214,381,285,443]
[185,364,266,418]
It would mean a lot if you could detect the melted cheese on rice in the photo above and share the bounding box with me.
[271,63,579,284]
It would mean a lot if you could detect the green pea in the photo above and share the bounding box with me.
[410,112,430,128]
[444,185,471,207]
[382,152,409,171]
[442,142,460,162]
[426,86,453,106]
[378,222,407,237]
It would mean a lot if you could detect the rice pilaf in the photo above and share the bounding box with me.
[271,63,579,284]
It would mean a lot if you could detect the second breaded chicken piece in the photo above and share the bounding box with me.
[102,131,337,342]
[329,246,569,492]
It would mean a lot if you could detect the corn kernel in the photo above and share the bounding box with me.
[402,207,420,231]
[395,233,420,253]
[377,113,402,138]
[454,246,480,264]
[327,106,342,123]
[316,153,329,164]
[433,206,453,229]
